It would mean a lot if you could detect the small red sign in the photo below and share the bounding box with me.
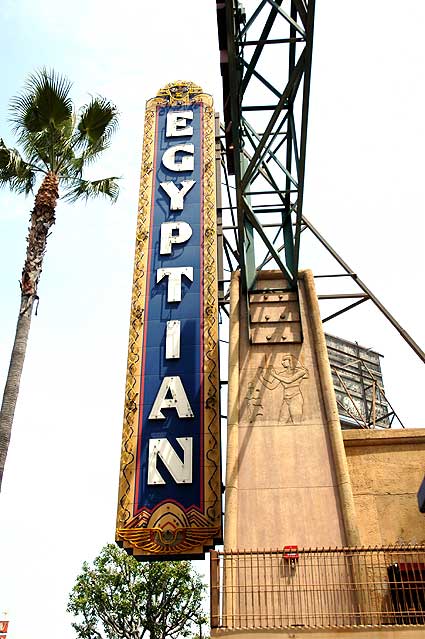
[283,545,299,559]
[0,621,8,633]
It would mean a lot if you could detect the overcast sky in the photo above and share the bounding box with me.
[0,2,424,638]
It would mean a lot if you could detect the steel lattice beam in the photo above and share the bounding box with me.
[215,0,425,365]
[216,0,316,292]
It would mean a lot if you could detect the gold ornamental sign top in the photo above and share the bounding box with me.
[156,80,204,105]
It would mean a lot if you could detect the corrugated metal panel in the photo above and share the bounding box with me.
[325,333,390,428]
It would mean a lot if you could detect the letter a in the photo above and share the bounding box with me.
[148,376,194,419]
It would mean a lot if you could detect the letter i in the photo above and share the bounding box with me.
[166,320,181,359]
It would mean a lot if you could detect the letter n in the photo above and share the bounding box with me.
[147,437,193,485]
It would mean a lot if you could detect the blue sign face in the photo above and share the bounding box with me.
[116,84,221,560]
[135,104,205,513]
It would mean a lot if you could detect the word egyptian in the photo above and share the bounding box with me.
[148,110,196,486]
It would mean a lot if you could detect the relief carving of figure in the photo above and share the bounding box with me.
[245,382,264,422]
[257,354,309,423]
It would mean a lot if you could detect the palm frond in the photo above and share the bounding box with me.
[19,130,61,171]
[10,68,73,138]
[67,155,84,177]
[75,97,118,151]
[62,177,120,204]
[70,139,111,175]
[5,70,120,203]
[0,138,37,194]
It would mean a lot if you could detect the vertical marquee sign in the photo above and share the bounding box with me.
[116,81,222,559]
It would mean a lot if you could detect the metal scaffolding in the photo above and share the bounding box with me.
[217,0,315,293]
[215,0,425,364]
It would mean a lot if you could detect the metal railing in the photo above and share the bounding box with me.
[210,546,425,630]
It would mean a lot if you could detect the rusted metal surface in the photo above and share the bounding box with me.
[325,333,402,429]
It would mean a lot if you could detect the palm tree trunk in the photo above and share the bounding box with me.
[0,172,58,490]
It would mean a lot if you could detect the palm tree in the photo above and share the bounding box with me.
[0,69,119,490]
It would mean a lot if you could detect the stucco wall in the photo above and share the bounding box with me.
[343,429,425,545]
[226,270,351,550]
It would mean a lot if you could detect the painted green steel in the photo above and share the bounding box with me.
[217,0,316,292]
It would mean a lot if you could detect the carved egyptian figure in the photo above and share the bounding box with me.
[258,354,309,423]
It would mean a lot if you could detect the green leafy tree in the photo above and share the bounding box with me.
[67,544,207,639]
[0,69,119,489]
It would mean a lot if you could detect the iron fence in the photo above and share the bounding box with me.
[210,546,425,630]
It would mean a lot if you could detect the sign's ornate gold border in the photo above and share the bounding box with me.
[116,101,155,531]
[116,82,221,558]
[201,98,221,526]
